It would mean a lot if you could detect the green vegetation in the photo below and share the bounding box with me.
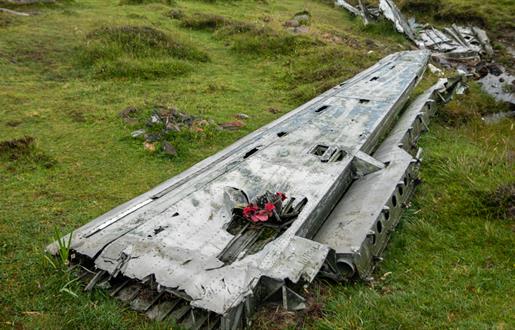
[398,0,515,35]
[79,25,208,78]
[0,0,513,329]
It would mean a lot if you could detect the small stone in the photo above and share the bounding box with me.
[219,121,245,130]
[144,141,156,152]
[162,141,177,157]
[293,14,310,25]
[131,129,146,138]
[293,26,309,35]
[267,107,280,114]
[488,64,503,76]
[476,64,489,78]
[165,122,181,132]
[235,113,250,120]
[149,113,161,124]
[284,19,300,28]
[144,133,162,142]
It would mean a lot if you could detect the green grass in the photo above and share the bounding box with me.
[398,0,515,34]
[0,0,513,329]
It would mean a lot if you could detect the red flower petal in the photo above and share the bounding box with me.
[276,192,287,201]
[265,203,275,212]
[243,204,259,218]
[252,213,269,222]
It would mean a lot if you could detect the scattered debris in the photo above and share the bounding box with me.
[335,0,381,24]
[125,105,212,156]
[428,63,443,76]
[334,0,514,104]
[267,107,280,114]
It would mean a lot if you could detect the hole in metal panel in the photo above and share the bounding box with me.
[277,131,288,137]
[376,220,383,234]
[392,195,398,207]
[311,145,328,156]
[359,99,370,104]
[370,76,379,81]
[336,259,355,279]
[383,209,390,221]
[398,185,404,196]
[332,150,346,162]
[315,105,330,113]
[243,147,260,159]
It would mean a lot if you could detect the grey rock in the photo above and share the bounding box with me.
[144,133,162,143]
[131,129,145,138]
[284,19,300,28]
[162,141,177,157]
[235,113,250,120]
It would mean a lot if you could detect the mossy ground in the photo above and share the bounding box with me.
[0,0,513,329]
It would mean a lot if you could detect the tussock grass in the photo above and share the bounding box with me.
[0,12,17,28]
[177,12,319,56]
[119,0,174,5]
[78,25,208,78]
[400,0,515,34]
[283,46,380,102]
[436,82,510,126]
[0,136,56,171]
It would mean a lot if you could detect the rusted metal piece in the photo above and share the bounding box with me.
[48,50,435,328]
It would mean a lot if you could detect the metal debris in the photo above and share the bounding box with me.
[334,0,513,104]
[48,50,465,329]
[478,70,515,104]
[335,0,380,24]
[315,76,465,280]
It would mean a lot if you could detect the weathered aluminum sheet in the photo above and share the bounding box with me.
[315,77,464,280]
[379,0,418,43]
[49,50,431,328]
[340,0,493,67]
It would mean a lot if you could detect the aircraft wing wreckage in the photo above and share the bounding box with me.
[48,50,464,329]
